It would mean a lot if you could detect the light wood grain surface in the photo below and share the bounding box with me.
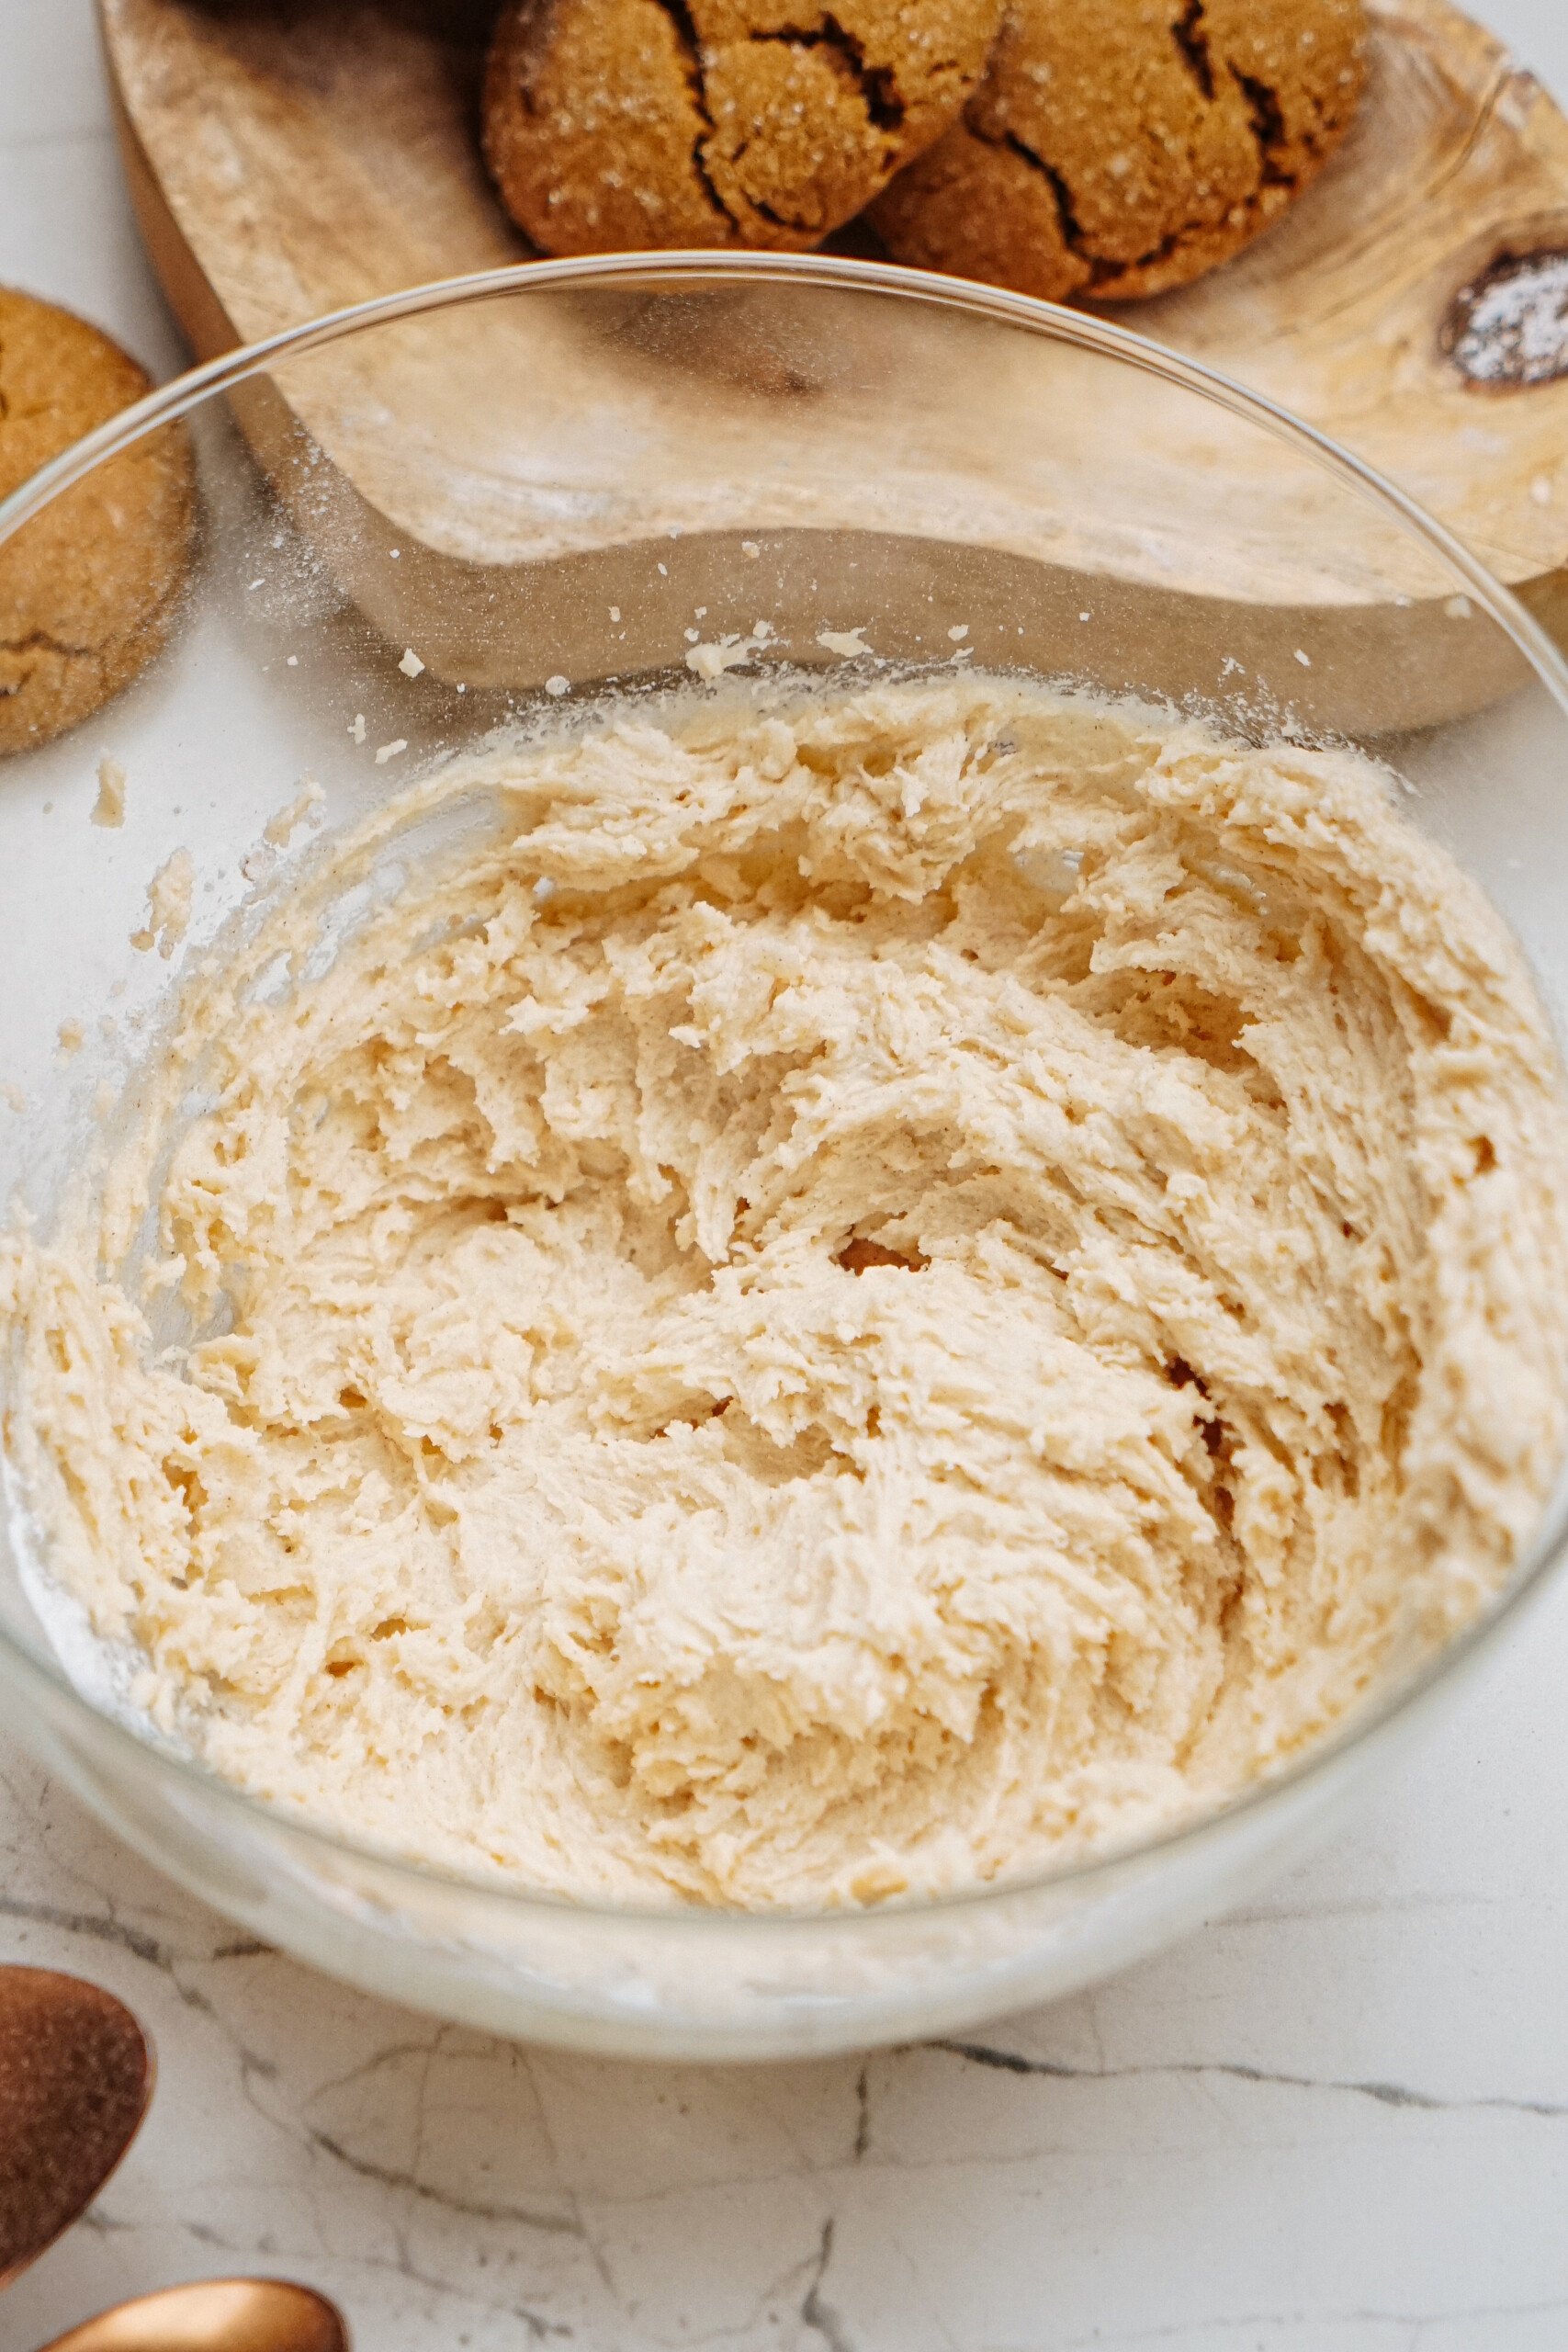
[95,0,1568,726]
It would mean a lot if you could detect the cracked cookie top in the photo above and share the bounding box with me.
[481,0,1003,254]
[866,0,1366,303]
[0,287,195,756]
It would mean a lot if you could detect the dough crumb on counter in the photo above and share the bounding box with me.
[128,845,193,959]
[91,756,126,828]
[5,675,1566,1909]
[263,776,324,850]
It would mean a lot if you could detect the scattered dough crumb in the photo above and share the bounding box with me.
[686,638,752,682]
[545,677,570,697]
[741,541,761,559]
[818,628,870,659]
[91,758,126,829]
[1445,594,1474,620]
[349,715,367,745]
[375,739,409,764]
[1293,649,1313,668]
[609,605,621,622]
[948,625,969,642]
[263,777,325,850]
[130,847,195,959]
[399,648,425,678]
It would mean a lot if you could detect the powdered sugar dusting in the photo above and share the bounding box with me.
[1449,250,1568,387]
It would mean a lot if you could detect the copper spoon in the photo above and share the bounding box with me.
[36,2279,348,2352]
[0,1965,153,2287]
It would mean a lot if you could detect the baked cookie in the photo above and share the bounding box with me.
[483,0,1004,254]
[866,0,1367,302]
[0,288,195,756]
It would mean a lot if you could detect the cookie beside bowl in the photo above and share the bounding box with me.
[0,288,194,755]
[868,0,1368,300]
[0,259,1565,2060]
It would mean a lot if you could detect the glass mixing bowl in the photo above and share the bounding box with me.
[2,255,1566,2062]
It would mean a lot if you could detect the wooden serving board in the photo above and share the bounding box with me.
[98,0,1568,729]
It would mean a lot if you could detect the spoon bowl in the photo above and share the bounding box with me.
[37,2279,348,2352]
[0,1966,152,2287]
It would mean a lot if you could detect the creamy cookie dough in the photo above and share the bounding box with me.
[5,677,1567,1907]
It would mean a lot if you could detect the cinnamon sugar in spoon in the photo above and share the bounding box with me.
[0,1965,152,2287]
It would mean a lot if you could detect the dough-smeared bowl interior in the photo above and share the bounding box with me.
[3,255,1568,2056]
[6,672,1565,1912]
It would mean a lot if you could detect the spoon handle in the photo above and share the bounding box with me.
[32,2277,349,2352]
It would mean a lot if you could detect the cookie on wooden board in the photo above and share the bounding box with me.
[0,288,195,756]
[483,0,1004,254]
[867,0,1367,302]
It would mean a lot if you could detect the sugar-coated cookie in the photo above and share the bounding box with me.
[483,0,1003,254]
[867,0,1367,302]
[0,288,194,755]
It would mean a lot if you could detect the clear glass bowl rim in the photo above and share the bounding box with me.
[3,247,1567,1931]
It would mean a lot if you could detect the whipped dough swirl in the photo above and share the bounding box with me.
[6,677,1566,1906]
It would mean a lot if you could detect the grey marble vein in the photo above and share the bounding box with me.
[929,2038,1568,2119]
[800,2221,857,2352]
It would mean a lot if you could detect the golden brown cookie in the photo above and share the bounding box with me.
[866,0,1367,303]
[483,0,1004,254]
[0,288,195,757]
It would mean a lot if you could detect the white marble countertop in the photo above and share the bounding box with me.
[4,6,1568,2347]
